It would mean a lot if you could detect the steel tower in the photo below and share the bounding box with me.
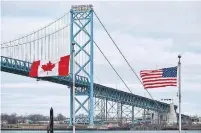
[69,5,94,126]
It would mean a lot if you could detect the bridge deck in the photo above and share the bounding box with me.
[1,56,176,112]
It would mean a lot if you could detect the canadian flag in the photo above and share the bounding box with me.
[29,55,70,77]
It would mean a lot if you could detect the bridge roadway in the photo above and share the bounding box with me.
[1,56,176,113]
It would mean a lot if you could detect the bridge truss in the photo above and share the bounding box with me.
[1,56,175,125]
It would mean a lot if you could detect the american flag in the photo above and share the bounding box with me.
[140,67,177,89]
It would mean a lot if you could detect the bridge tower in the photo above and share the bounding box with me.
[69,5,94,126]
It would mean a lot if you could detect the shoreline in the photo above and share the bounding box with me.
[1,128,130,131]
[2,124,201,131]
[1,128,201,131]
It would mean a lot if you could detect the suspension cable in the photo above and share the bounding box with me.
[94,41,133,94]
[74,15,134,94]
[1,12,70,46]
[94,11,162,111]
[74,15,161,116]
[1,24,70,49]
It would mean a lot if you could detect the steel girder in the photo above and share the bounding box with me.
[93,83,176,113]
[0,56,177,113]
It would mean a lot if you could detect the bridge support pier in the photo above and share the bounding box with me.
[121,103,123,124]
[94,98,105,123]
[117,102,121,123]
[101,99,105,121]
[132,106,134,126]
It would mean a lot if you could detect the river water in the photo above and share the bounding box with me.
[1,131,201,133]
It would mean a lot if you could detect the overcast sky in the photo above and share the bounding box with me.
[1,1,201,117]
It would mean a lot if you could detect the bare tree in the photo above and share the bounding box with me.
[56,113,66,121]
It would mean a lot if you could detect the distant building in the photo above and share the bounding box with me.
[167,102,177,124]
[36,121,49,124]
[63,119,70,124]
[24,119,32,124]
[192,117,201,124]
[191,116,199,122]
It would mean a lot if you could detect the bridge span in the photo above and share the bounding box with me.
[1,4,181,125]
[1,56,174,113]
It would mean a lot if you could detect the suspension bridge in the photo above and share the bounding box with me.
[1,5,181,126]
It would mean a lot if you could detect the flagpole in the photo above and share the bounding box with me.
[72,42,75,133]
[178,54,181,133]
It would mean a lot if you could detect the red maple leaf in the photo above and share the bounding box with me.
[42,61,55,72]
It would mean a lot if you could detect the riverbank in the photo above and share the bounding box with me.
[2,123,201,131]
[1,127,130,131]
[1,124,130,131]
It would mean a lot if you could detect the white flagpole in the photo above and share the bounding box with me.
[72,42,75,133]
[178,54,181,133]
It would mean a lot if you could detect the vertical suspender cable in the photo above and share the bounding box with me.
[20,40,22,59]
[47,27,49,59]
[23,38,25,60]
[44,29,46,60]
[58,21,59,58]
[12,42,14,58]
[21,39,23,60]
[58,20,60,58]
[33,33,35,61]
[56,21,57,59]
[40,30,42,60]
[30,36,31,62]
[10,42,12,57]
[37,31,39,61]
[53,24,55,60]
[17,40,19,59]
[9,42,11,57]
[50,27,52,60]
[17,41,19,59]
[26,36,28,61]
[12,43,15,57]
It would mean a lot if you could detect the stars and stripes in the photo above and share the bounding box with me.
[140,66,177,89]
